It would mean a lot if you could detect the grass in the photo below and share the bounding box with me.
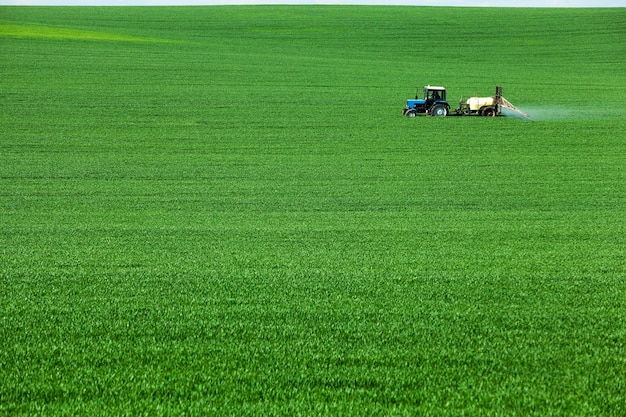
[1,5,626,416]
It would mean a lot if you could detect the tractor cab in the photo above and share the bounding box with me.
[424,86,446,104]
[403,85,449,117]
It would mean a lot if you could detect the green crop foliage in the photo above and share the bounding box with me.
[1,5,625,416]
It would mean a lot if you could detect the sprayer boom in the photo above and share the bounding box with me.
[497,96,529,119]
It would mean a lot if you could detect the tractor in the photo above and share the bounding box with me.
[402,85,450,117]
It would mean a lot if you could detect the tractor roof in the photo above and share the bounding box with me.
[425,85,446,90]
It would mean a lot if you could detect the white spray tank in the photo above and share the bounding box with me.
[466,96,495,111]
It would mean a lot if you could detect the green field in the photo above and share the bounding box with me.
[1,5,625,415]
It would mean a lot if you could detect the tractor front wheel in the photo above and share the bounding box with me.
[404,109,417,117]
[430,105,448,117]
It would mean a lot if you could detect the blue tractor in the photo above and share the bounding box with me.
[402,85,450,117]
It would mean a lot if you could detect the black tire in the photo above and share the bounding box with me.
[405,110,417,117]
[430,105,447,117]
[483,107,496,117]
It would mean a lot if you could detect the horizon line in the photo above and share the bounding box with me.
[0,1,624,7]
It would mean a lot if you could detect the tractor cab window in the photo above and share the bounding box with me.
[426,89,445,102]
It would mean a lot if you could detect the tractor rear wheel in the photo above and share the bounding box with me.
[430,105,448,117]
